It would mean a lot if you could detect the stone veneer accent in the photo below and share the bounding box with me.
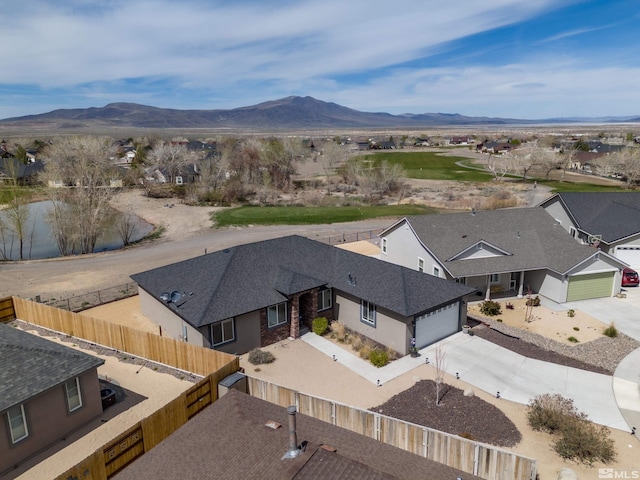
[259,309,290,347]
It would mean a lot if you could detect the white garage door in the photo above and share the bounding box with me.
[414,302,459,349]
[615,246,640,269]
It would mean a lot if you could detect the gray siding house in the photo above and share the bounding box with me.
[0,324,104,475]
[379,208,625,303]
[131,235,475,354]
[540,192,640,270]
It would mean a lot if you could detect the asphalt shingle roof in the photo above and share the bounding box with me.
[0,323,104,412]
[113,389,483,480]
[403,208,608,278]
[547,192,640,243]
[130,235,474,328]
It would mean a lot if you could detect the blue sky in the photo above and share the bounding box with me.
[2,0,640,120]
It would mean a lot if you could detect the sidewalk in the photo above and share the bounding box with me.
[613,347,640,439]
[302,332,631,431]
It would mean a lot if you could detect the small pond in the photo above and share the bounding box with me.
[0,201,154,260]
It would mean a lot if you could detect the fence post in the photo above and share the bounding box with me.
[98,290,102,304]
[66,298,70,311]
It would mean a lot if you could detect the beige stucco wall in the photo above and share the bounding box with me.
[199,311,261,355]
[335,292,411,355]
[138,289,205,347]
[381,221,446,278]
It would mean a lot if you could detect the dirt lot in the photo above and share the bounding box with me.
[468,297,609,346]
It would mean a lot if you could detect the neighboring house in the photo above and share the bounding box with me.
[113,389,483,480]
[131,235,474,354]
[0,157,45,185]
[378,208,625,304]
[0,323,104,475]
[145,163,200,185]
[540,192,640,269]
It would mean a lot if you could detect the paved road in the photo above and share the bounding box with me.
[1,219,392,300]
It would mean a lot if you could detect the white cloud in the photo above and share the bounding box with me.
[2,0,638,119]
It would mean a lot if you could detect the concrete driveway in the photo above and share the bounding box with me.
[562,286,640,341]
[304,332,629,430]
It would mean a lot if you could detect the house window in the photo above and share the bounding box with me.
[211,318,235,346]
[381,238,387,255]
[361,300,376,327]
[317,288,332,311]
[7,405,28,444]
[175,176,184,185]
[418,258,424,272]
[267,302,287,328]
[65,378,83,412]
[433,266,440,277]
[569,227,577,238]
[490,273,499,283]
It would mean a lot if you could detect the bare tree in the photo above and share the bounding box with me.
[146,142,193,184]
[433,344,446,406]
[318,140,349,193]
[42,136,119,255]
[486,153,509,181]
[613,147,640,187]
[114,200,140,247]
[0,159,33,259]
[511,145,542,182]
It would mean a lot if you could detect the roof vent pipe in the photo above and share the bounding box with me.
[282,406,301,459]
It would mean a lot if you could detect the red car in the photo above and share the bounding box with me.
[622,267,639,287]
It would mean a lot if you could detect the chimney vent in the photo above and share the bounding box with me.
[282,406,301,459]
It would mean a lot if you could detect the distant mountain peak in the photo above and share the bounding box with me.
[1,96,639,129]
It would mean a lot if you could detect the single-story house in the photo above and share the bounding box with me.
[0,323,104,475]
[113,389,484,480]
[540,192,640,269]
[378,208,626,304]
[131,235,475,354]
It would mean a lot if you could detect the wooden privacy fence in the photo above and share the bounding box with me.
[58,362,238,480]
[247,377,537,480]
[11,296,236,377]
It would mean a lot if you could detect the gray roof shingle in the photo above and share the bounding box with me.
[402,208,611,278]
[131,235,474,328]
[545,192,640,243]
[0,323,104,412]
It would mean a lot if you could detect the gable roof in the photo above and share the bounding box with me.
[0,323,104,412]
[131,235,474,328]
[389,208,619,278]
[113,389,483,480]
[540,192,640,244]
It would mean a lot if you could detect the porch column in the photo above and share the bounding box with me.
[517,271,525,298]
[485,275,491,300]
[289,294,301,339]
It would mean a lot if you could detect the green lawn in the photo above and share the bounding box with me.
[212,204,436,227]
[538,179,628,193]
[355,151,630,192]
[354,151,495,182]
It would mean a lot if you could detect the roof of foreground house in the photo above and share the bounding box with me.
[131,235,474,328]
[540,192,640,243]
[113,389,483,480]
[0,323,104,412]
[384,208,622,278]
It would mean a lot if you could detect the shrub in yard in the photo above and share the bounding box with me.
[312,317,329,336]
[527,393,616,465]
[479,300,502,316]
[567,336,579,343]
[603,323,618,338]
[248,348,275,365]
[369,348,389,368]
[526,295,541,307]
[567,309,575,318]
[553,416,616,465]
[359,339,374,359]
[526,394,585,434]
[330,321,347,342]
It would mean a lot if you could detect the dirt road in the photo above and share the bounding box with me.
[1,196,392,300]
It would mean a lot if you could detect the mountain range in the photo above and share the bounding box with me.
[1,96,638,129]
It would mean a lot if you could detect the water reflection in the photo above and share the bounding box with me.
[0,201,154,260]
